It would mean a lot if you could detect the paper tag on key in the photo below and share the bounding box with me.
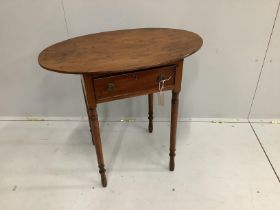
[157,74,173,106]
[157,91,165,106]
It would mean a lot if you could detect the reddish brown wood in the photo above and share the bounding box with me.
[88,108,107,187]
[81,78,94,145]
[83,75,96,106]
[174,60,184,92]
[93,66,175,103]
[38,28,203,187]
[169,91,179,171]
[38,28,203,75]
[148,94,153,133]
[169,60,183,171]
[96,86,174,104]
[83,75,107,187]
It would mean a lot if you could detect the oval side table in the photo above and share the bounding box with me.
[38,28,203,187]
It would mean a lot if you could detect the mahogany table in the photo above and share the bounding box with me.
[38,28,203,187]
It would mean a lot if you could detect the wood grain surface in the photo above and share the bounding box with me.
[38,28,203,75]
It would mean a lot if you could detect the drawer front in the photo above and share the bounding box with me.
[94,65,176,102]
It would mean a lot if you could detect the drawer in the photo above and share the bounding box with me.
[94,65,176,102]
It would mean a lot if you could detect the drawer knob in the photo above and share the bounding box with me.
[133,74,138,80]
[107,83,115,92]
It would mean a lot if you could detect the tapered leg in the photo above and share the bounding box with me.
[88,108,107,187]
[148,94,153,133]
[169,91,179,171]
[81,79,95,145]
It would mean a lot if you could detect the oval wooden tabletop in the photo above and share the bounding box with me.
[38,28,203,75]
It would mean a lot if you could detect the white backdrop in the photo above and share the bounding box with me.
[0,0,279,119]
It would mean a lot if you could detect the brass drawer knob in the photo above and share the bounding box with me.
[107,83,115,92]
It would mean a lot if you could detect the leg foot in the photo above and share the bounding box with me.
[99,164,107,187]
[169,151,175,171]
[148,117,153,133]
[148,94,153,133]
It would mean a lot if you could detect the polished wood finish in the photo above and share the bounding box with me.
[38,28,203,187]
[94,65,175,103]
[169,60,184,171]
[88,108,107,187]
[83,75,107,187]
[174,60,184,92]
[148,94,153,133]
[38,28,202,75]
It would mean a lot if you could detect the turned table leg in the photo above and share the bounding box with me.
[148,94,153,133]
[169,91,179,171]
[88,108,107,187]
[83,75,107,187]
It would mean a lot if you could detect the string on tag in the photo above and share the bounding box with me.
[158,74,173,92]
[158,74,173,106]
